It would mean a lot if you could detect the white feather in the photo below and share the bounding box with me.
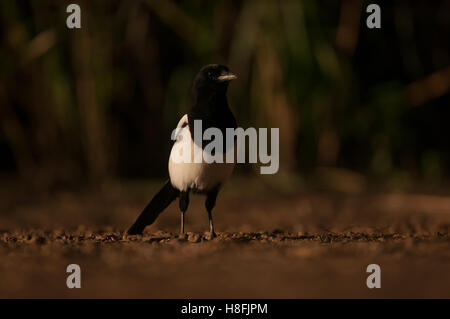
[168,114,235,192]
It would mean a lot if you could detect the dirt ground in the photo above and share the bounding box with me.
[1,178,450,298]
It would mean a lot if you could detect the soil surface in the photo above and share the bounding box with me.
[1,180,450,298]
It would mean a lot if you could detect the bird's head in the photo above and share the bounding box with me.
[193,64,237,93]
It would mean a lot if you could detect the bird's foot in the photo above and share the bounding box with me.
[205,231,217,240]
[178,232,187,240]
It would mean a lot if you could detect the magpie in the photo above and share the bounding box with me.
[127,64,237,237]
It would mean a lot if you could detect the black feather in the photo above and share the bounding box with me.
[188,64,237,150]
[127,180,179,235]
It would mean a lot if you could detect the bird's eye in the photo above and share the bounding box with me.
[207,72,212,78]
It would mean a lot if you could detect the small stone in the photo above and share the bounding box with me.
[188,233,201,243]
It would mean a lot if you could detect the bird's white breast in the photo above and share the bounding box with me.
[168,114,235,192]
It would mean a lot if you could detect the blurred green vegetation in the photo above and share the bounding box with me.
[0,0,449,191]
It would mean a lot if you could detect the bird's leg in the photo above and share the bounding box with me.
[207,209,215,237]
[205,190,219,239]
[179,190,190,235]
[180,211,185,234]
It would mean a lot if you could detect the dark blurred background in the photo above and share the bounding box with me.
[0,0,449,193]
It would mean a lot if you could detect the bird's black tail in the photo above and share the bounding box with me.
[127,180,179,235]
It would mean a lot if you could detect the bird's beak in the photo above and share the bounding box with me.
[217,72,237,82]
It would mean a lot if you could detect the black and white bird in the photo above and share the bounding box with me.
[127,64,237,237]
